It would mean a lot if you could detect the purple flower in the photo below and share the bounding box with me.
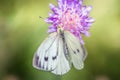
[45,0,94,44]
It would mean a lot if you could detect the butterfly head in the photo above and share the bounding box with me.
[56,26,65,36]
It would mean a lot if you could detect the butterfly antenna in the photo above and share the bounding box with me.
[39,16,46,22]
[39,16,43,19]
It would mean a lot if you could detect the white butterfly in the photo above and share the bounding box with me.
[33,28,87,75]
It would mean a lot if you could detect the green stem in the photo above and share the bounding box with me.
[55,75,62,80]
[58,75,62,80]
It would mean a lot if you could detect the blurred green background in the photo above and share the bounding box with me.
[0,0,120,80]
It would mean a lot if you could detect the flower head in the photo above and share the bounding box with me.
[45,0,94,44]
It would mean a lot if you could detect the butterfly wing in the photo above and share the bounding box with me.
[33,30,86,75]
[51,33,71,75]
[33,32,71,75]
[64,31,87,70]
[33,32,59,71]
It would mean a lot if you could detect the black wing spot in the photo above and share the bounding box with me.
[52,56,57,60]
[73,51,76,54]
[44,57,48,61]
[35,55,39,66]
[77,49,80,53]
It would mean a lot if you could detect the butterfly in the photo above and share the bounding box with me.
[33,27,87,75]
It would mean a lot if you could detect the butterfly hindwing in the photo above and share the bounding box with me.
[51,33,71,75]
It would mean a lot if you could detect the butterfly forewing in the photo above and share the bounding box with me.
[64,31,87,70]
[33,32,59,71]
